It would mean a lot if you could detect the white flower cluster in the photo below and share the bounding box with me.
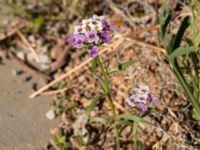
[73,15,104,34]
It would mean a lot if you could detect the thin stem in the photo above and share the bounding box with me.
[97,56,120,149]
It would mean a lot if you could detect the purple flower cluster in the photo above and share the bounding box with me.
[126,85,158,115]
[67,15,115,57]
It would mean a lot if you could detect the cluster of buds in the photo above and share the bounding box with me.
[126,85,158,114]
[67,15,115,57]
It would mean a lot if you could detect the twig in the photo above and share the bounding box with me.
[50,46,70,73]
[44,34,65,45]
[116,34,166,53]
[16,29,40,62]
[0,20,27,41]
[8,49,50,81]
[41,87,69,96]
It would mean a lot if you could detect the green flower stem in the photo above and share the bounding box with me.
[97,56,120,149]
[132,114,139,150]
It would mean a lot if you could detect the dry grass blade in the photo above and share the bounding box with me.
[117,34,166,53]
[41,87,69,96]
[0,21,27,41]
[16,29,40,62]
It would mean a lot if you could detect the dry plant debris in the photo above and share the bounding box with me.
[0,0,200,150]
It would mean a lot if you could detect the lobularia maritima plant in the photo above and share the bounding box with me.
[159,1,200,122]
[68,14,158,149]
[125,85,157,150]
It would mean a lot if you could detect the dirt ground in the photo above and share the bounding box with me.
[0,61,56,150]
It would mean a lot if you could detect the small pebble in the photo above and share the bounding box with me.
[46,109,56,120]
[16,51,25,61]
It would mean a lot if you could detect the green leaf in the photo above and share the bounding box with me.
[192,108,200,121]
[138,140,145,150]
[163,34,172,52]
[92,57,98,73]
[160,13,172,39]
[109,120,130,130]
[118,114,150,125]
[86,96,102,116]
[89,116,108,125]
[62,102,75,113]
[168,46,197,61]
[108,60,136,75]
[171,16,190,51]
[54,135,66,144]
[33,15,45,32]
[118,114,139,122]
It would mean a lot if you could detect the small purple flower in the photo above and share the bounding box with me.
[99,30,113,43]
[126,96,135,107]
[85,30,99,43]
[68,34,85,49]
[67,34,76,43]
[137,103,148,114]
[88,46,99,57]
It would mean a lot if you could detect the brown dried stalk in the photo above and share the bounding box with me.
[8,49,51,81]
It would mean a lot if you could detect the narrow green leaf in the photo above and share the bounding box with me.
[172,16,190,51]
[138,140,145,150]
[109,120,130,130]
[86,96,102,116]
[163,34,172,52]
[62,102,75,113]
[118,114,150,125]
[160,13,172,39]
[108,60,136,75]
[192,108,200,121]
[91,57,98,72]
[118,114,139,122]
[169,46,197,61]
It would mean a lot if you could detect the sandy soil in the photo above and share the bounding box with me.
[0,61,56,150]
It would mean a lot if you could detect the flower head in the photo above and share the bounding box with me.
[88,46,99,58]
[70,34,85,49]
[126,85,158,115]
[85,30,99,43]
[67,15,115,57]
